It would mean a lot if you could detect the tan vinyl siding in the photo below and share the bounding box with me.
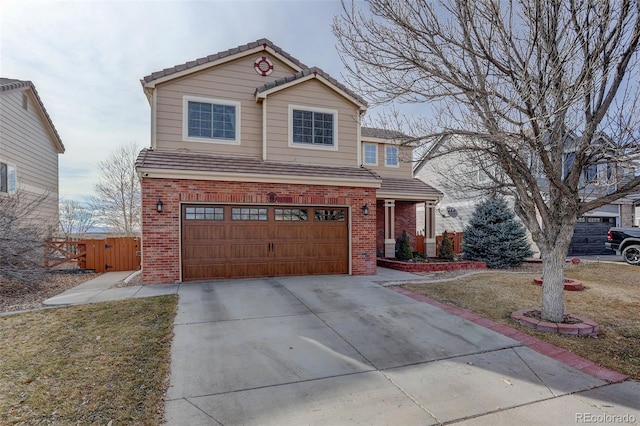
[265,80,359,166]
[362,142,414,179]
[0,90,60,227]
[154,55,298,157]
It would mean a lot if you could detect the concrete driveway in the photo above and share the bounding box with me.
[164,269,639,425]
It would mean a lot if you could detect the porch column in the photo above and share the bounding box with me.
[384,199,396,258]
[424,201,437,257]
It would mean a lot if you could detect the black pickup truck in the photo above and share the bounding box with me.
[605,227,640,265]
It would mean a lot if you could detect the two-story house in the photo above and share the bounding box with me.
[0,78,65,230]
[414,133,636,257]
[136,39,441,284]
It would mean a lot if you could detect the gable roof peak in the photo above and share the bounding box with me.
[141,38,308,85]
[0,77,64,153]
[255,66,368,109]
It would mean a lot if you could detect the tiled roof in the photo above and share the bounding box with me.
[361,127,409,140]
[379,177,442,198]
[255,67,368,108]
[136,149,381,183]
[0,78,32,92]
[0,78,65,153]
[142,38,308,84]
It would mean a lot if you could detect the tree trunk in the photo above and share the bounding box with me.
[540,246,567,323]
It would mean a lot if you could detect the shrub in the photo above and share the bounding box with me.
[439,231,455,261]
[462,197,532,268]
[0,190,52,285]
[396,230,413,261]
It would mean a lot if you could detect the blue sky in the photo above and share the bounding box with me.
[1,0,370,202]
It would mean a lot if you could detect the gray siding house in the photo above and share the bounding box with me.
[414,134,637,257]
[0,78,65,230]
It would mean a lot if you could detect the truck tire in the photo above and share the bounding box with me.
[622,245,640,265]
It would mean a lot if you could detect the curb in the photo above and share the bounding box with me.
[124,270,142,284]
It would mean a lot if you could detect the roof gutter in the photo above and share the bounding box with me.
[136,167,382,188]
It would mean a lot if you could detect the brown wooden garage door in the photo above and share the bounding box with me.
[181,205,349,280]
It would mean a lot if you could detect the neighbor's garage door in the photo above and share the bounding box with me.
[568,216,617,256]
[181,205,349,280]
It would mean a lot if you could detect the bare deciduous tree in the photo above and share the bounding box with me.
[334,0,640,322]
[59,200,96,239]
[91,142,141,236]
[0,190,50,284]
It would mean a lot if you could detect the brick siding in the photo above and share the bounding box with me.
[375,200,418,256]
[141,178,377,284]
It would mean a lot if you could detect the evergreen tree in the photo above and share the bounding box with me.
[463,198,532,268]
[396,229,413,261]
[438,231,454,261]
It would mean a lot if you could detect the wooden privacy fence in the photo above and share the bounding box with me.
[416,235,426,254]
[416,232,464,256]
[436,232,464,256]
[45,237,141,273]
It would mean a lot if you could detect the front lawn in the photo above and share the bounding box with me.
[0,295,177,425]
[402,263,640,380]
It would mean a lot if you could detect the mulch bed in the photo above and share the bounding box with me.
[0,271,100,313]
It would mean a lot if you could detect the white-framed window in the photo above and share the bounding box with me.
[385,145,399,167]
[183,96,240,144]
[0,161,17,194]
[363,143,378,165]
[583,162,615,185]
[288,105,338,150]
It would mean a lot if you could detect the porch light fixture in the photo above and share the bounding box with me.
[156,199,164,213]
[362,204,369,216]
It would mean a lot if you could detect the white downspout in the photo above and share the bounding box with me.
[356,111,362,166]
[262,98,268,161]
[151,89,157,149]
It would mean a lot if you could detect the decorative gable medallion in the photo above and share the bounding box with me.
[254,56,274,76]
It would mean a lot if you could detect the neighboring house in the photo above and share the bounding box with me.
[136,38,441,284]
[0,78,65,231]
[414,134,637,257]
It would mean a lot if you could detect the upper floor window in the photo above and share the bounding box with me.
[363,143,377,165]
[385,145,399,167]
[183,96,240,144]
[583,162,614,184]
[289,105,337,149]
[0,162,17,194]
[563,152,575,179]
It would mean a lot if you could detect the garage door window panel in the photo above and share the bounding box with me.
[185,206,224,220]
[315,209,345,221]
[232,208,268,221]
[275,208,308,221]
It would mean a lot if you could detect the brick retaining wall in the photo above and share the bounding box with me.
[377,258,487,272]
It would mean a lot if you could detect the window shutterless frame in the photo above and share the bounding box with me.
[288,104,338,151]
[385,145,399,167]
[362,143,378,165]
[0,161,16,194]
[182,95,241,144]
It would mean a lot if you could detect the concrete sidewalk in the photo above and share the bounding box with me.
[43,271,178,306]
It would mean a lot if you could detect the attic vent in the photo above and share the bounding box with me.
[22,94,28,110]
[254,56,274,76]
